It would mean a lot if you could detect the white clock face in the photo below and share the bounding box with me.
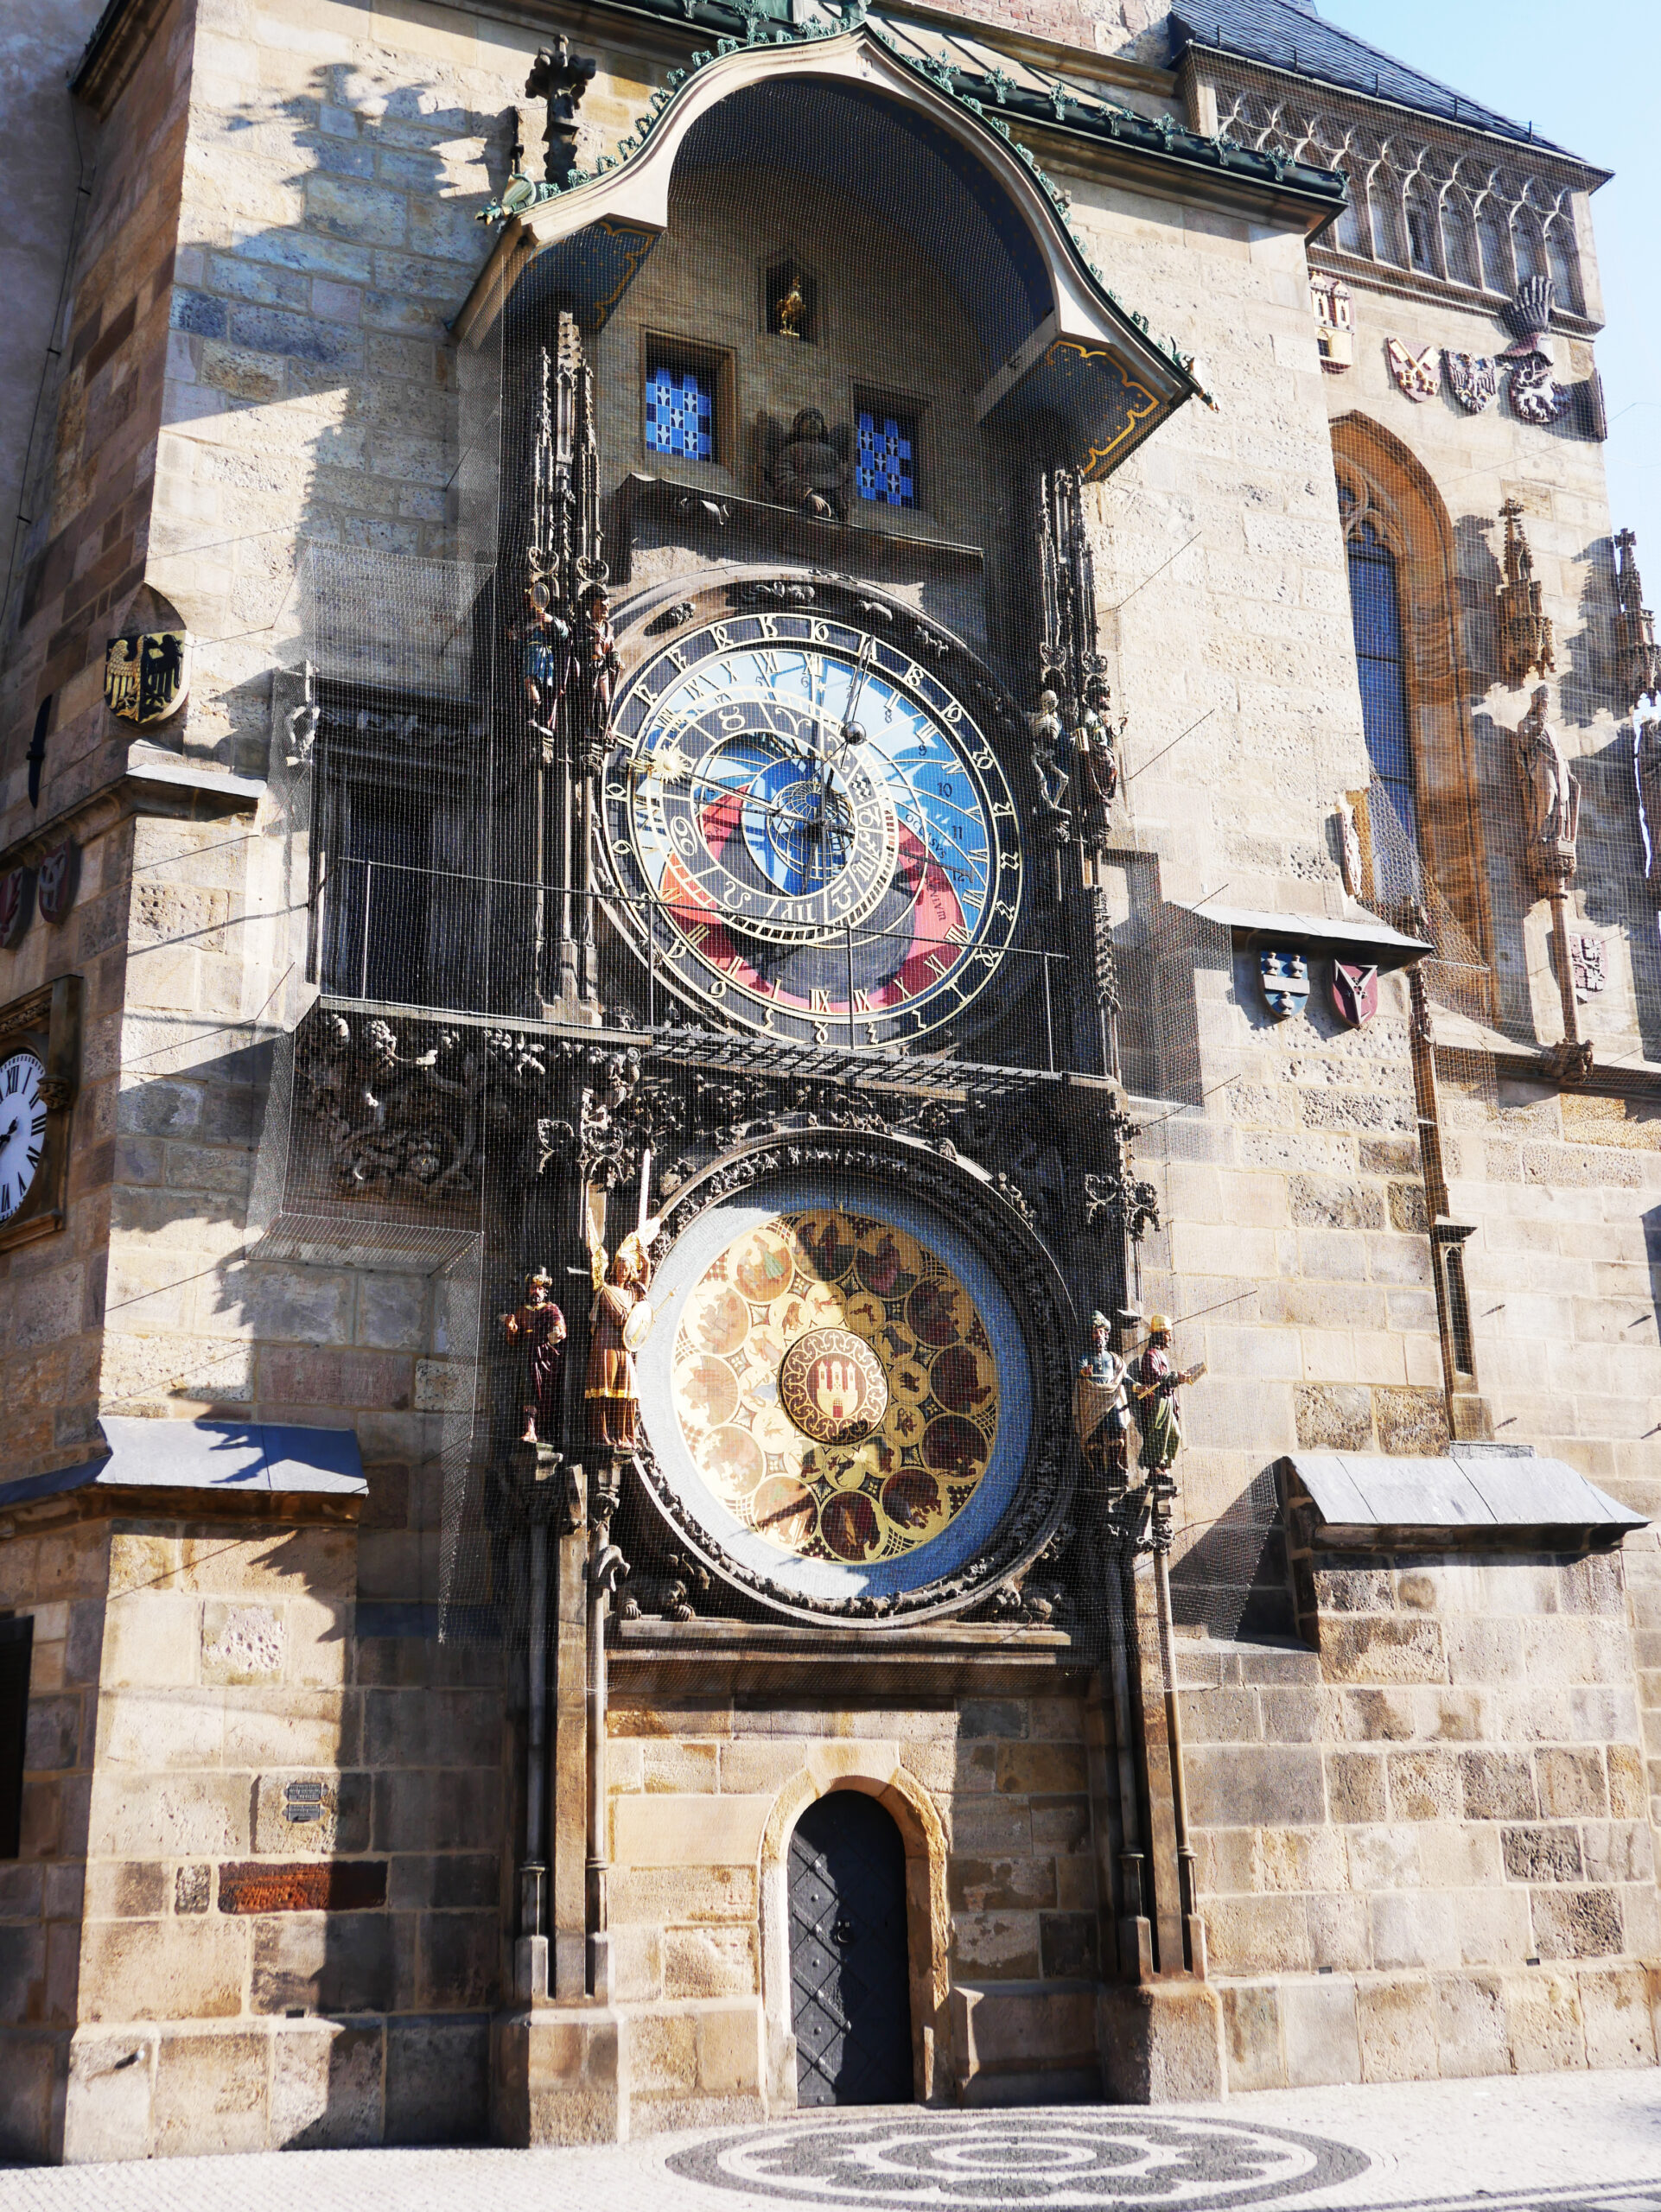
[0,1052,46,1223]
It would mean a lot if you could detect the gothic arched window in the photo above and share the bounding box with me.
[1346,519,1422,865]
[1406,179,1439,275]
[1440,191,1480,288]
[1545,218,1581,314]
[1478,200,1511,293]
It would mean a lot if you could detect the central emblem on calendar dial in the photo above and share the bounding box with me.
[598,598,1025,1047]
[779,1325,889,1446]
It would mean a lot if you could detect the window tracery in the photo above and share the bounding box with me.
[1333,417,1494,995]
[1213,83,1584,312]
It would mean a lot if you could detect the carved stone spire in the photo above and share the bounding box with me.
[1496,499,1555,689]
[1615,528,1661,708]
[524,35,597,187]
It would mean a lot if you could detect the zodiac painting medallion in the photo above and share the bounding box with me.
[670,1206,1001,1570]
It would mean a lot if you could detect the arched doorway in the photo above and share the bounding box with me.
[788,1789,913,2106]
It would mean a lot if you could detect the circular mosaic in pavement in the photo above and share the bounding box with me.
[667,2111,1370,2209]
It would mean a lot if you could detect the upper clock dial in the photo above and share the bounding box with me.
[0,1050,46,1224]
[600,607,1024,1046]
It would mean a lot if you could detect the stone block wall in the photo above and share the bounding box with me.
[589,157,992,565]
[18,1519,510,2161]
[0,1520,109,2161]
[0,0,191,840]
[1186,1543,1661,2091]
[603,1685,1104,2114]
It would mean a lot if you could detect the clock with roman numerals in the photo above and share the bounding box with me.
[0,1051,47,1224]
[599,591,1025,1046]
[0,976,81,1251]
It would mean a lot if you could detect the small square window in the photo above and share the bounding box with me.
[645,357,716,462]
[855,404,917,509]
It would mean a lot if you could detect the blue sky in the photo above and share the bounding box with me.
[1320,0,1658,579]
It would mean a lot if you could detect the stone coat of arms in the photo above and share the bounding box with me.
[1260,949,1309,1020]
[105,630,191,726]
[1444,352,1499,414]
[1385,340,1441,403]
[1331,961,1379,1028]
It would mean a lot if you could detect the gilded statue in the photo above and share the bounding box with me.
[584,1218,660,1449]
[774,273,807,340]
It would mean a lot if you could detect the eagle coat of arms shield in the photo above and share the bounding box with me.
[1444,352,1499,414]
[105,630,191,726]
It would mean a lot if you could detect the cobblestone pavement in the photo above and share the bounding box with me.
[6,2071,1661,2210]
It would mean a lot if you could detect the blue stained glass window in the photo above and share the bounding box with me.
[856,410,916,508]
[1346,520,1422,858]
[645,361,714,461]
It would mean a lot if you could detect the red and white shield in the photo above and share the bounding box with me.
[1332,961,1378,1027]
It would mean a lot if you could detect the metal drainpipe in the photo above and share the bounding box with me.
[1105,1554,1150,1977]
[1151,1479,1205,1976]
[585,1516,625,1999]
[522,1521,548,1945]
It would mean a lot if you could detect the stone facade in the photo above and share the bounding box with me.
[1,0,1658,2167]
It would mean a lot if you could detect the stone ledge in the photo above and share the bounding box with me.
[1282,1452,1645,1553]
[0,1417,366,1512]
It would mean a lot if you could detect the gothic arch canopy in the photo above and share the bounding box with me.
[456,25,1201,480]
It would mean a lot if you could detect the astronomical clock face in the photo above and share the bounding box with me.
[640,1177,1034,1608]
[600,605,1025,1046]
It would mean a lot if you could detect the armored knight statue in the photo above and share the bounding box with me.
[500,1269,567,1446]
[761,408,852,521]
[1131,1314,1206,1475]
[1515,683,1580,884]
[1074,1310,1131,1480]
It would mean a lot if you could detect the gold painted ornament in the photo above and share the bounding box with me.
[104,631,191,725]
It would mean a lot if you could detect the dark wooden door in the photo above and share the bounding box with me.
[788,1790,913,2107]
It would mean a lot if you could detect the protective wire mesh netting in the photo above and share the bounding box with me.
[226,71,1651,1668]
[224,135,1296,1664]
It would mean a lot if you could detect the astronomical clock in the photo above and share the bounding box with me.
[599,589,1026,1051]
[575,568,1100,1627]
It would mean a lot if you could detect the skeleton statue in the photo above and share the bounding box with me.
[1028,690,1072,839]
[1514,684,1580,878]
